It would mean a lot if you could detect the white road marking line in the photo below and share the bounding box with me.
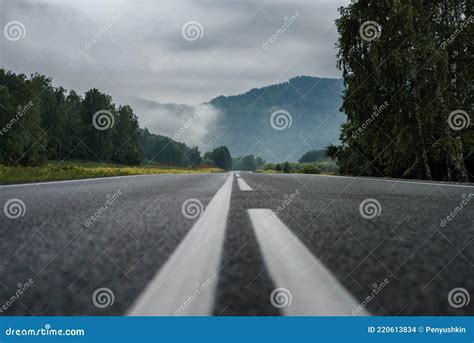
[127,173,234,316]
[313,174,474,189]
[235,173,241,178]
[237,177,253,191]
[248,209,370,316]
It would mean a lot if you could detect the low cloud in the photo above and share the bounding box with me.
[127,97,222,150]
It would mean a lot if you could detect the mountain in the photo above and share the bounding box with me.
[126,97,220,148]
[208,76,345,162]
[129,76,345,163]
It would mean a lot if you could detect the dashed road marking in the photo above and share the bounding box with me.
[237,177,253,191]
[248,208,370,316]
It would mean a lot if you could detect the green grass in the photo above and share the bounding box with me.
[257,161,339,175]
[0,160,224,185]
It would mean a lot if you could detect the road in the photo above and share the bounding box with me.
[0,172,473,316]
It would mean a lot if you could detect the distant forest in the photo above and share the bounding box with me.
[328,1,473,182]
[0,69,226,169]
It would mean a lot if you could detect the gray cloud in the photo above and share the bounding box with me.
[0,0,350,148]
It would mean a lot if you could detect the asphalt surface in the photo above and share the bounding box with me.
[0,172,473,316]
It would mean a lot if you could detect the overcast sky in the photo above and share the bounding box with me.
[1,0,350,106]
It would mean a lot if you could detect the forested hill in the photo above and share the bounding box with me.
[0,69,201,167]
[209,76,345,162]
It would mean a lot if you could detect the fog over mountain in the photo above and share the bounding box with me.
[129,76,345,162]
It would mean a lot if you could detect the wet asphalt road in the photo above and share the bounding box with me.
[0,172,473,316]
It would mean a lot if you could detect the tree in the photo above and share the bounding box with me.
[113,105,142,165]
[208,146,232,171]
[81,88,116,161]
[332,1,472,181]
[187,146,202,167]
[298,149,327,163]
[0,70,47,166]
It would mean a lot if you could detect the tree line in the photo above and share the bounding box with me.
[0,69,234,169]
[328,1,473,182]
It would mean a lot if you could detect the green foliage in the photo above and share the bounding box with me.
[232,155,265,171]
[139,128,198,167]
[298,149,328,163]
[333,1,473,182]
[301,164,321,174]
[0,161,223,184]
[187,146,202,167]
[261,161,338,175]
[0,69,143,166]
[206,146,232,171]
[0,70,47,166]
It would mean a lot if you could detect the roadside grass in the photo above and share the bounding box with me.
[257,161,339,175]
[0,160,224,185]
